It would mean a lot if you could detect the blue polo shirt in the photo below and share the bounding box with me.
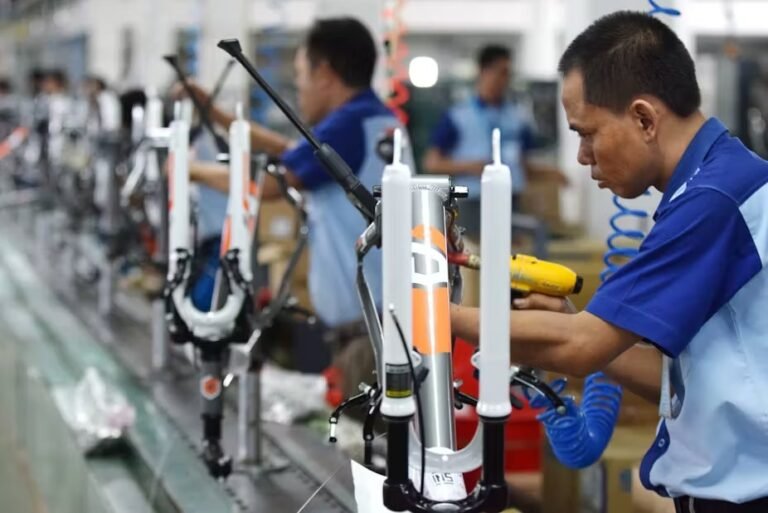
[281,89,411,327]
[587,118,768,501]
[429,96,534,197]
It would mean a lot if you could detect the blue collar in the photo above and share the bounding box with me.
[657,117,728,213]
[317,88,379,127]
[347,87,378,106]
[472,94,506,110]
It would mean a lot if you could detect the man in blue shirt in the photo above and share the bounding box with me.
[452,12,768,511]
[187,18,411,398]
[423,45,564,237]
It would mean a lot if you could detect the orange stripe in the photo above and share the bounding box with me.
[412,287,451,355]
[242,152,250,211]
[220,216,232,257]
[412,225,447,252]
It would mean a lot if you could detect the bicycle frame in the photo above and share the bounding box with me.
[380,130,511,512]
[164,101,257,478]
[219,39,514,512]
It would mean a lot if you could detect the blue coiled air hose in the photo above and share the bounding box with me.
[601,193,650,281]
[531,194,649,469]
[533,196,648,468]
[532,374,623,468]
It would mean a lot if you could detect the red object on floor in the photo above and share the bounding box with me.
[453,338,543,490]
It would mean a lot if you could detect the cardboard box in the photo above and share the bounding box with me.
[542,425,674,513]
[257,241,312,311]
[258,198,300,243]
[520,173,562,230]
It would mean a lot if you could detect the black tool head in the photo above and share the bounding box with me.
[217,39,243,57]
[162,54,180,67]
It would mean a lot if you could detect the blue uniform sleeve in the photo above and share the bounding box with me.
[428,111,459,154]
[280,113,365,191]
[586,188,762,357]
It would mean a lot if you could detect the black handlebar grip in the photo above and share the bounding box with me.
[217,39,243,56]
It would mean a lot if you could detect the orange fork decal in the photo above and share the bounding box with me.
[220,216,232,257]
[242,152,250,212]
[411,224,451,355]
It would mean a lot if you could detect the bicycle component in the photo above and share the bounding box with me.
[382,130,509,512]
[162,54,229,155]
[164,102,256,478]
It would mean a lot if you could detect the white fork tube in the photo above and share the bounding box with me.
[226,103,253,281]
[145,89,163,133]
[131,105,144,146]
[380,129,415,419]
[167,102,191,279]
[477,128,512,419]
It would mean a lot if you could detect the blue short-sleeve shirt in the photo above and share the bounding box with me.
[586,118,768,501]
[280,89,410,327]
[428,96,534,196]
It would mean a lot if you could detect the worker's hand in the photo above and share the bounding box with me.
[512,293,577,314]
[469,160,489,175]
[170,80,210,106]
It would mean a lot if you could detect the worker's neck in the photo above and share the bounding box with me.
[326,86,365,113]
[476,88,504,106]
[657,111,707,192]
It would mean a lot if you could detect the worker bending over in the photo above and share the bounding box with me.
[452,12,768,512]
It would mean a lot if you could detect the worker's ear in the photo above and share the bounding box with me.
[628,99,659,142]
[312,59,335,89]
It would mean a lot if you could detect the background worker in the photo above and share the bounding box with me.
[185,17,413,399]
[452,11,768,512]
[422,44,565,237]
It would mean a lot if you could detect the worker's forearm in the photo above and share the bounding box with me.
[189,161,301,202]
[451,304,631,378]
[208,104,235,131]
[603,344,662,404]
[189,161,230,193]
[206,102,289,156]
[451,305,583,375]
[249,124,291,157]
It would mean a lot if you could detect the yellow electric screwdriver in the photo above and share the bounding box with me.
[448,252,583,297]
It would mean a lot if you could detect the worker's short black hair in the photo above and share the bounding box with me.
[0,78,11,94]
[304,17,377,89]
[477,44,511,70]
[558,10,700,117]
